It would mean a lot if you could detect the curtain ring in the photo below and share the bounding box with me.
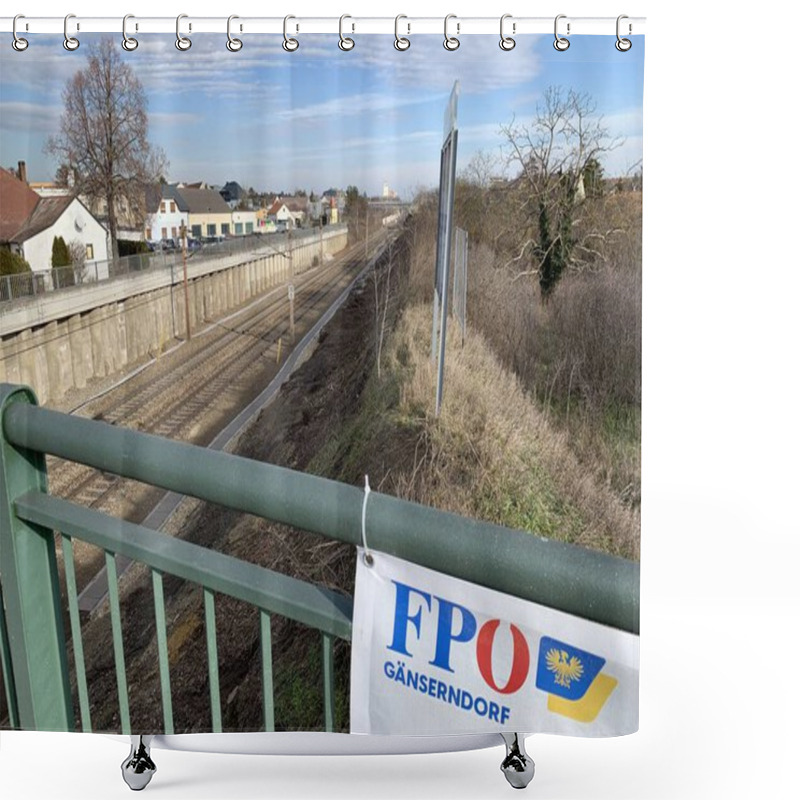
[394,15,410,50]
[227,15,243,51]
[283,15,299,51]
[443,14,460,51]
[499,14,515,51]
[616,15,632,51]
[339,14,355,51]
[122,14,138,51]
[63,13,79,51]
[12,15,28,51]
[553,14,570,51]
[176,14,192,51]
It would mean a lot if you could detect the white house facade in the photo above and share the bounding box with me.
[13,196,109,279]
[145,186,190,243]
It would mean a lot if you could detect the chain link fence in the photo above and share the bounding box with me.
[1,225,346,307]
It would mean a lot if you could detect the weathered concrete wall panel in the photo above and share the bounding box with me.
[0,229,348,405]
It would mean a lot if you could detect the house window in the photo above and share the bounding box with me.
[245,222,254,234]
[191,225,202,239]
[86,244,94,260]
[160,201,167,213]
[146,227,152,240]
[170,201,176,213]
[161,227,168,239]
[171,227,178,239]
[234,223,243,235]
[221,223,230,236]
[207,224,217,236]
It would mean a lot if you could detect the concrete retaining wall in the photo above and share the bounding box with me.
[0,229,348,405]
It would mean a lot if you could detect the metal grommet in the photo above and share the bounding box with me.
[122,14,138,51]
[339,14,354,51]
[616,14,632,51]
[443,14,460,51]
[175,14,192,51]
[12,14,28,51]
[63,14,79,51]
[394,14,410,50]
[554,14,570,51]
[226,14,242,51]
[283,15,299,52]
[499,13,515,51]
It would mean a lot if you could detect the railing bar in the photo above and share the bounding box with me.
[6,401,639,635]
[204,588,222,733]
[151,569,174,735]
[0,584,20,729]
[15,493,354,640]
[105,551,131,735]
[322,632,335,733]
[62,535,92,732]
[259,610,275,732]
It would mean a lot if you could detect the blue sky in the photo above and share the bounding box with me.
[1,33,644,199]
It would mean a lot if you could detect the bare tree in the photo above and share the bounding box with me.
[46,38,166,259]
[500,87,621,299]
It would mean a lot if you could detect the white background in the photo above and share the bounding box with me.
[2,1,798,798]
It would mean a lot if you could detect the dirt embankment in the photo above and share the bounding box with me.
[74,229,411,734]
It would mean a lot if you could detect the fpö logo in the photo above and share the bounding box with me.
[386,580,618,723]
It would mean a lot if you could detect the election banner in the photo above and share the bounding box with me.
[350,550,639,737]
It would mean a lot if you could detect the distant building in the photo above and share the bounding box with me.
[177,186,233,239]
[232,209,258,236]
[144,184,190,243]
[0,164,109,279]
[266,199,296,229]
[220,181,250,210]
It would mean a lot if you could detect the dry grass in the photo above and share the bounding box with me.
[380,304,640,560]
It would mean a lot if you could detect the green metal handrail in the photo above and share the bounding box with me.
[0,382,639,736]
[2,400,640,633]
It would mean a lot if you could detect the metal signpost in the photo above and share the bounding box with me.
[288,283,295,343]
[432,81,460,416]
[453,227,468,347]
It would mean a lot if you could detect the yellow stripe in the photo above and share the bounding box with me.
[546,673,618,722]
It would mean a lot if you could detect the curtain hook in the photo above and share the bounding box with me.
[339,14,355,51]
[227,15,243,51]
[283,15,299,51]
[63,13,79,51]
[12,14,28,51]
[122,14,138,51]
[361,475,373,566]
[175,14,192,51]
[443,13,460,51]
[394,15,410,51]
[554,14,570,51]
[616,15,632,51]
[499,13,516,51]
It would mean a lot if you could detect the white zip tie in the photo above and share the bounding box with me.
[361,474,373,566]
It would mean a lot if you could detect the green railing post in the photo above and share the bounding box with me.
[0,384,74,731]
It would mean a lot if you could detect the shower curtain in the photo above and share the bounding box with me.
[0,19,643,749]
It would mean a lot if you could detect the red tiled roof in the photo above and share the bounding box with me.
[0,167,40,242]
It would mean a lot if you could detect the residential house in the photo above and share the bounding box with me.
[0,165,109,280]
[266,199,295,229]
[144,184,190,244]
[220,181,249,210]
[267,196,308,228]
[255,206,275,233]
[232,209,258,236]
[177,186,233,239]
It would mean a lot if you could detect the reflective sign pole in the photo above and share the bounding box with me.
[433,82,459,416]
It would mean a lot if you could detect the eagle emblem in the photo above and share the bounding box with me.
[545,648,584,688]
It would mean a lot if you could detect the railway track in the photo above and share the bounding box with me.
[48,231,390,543]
